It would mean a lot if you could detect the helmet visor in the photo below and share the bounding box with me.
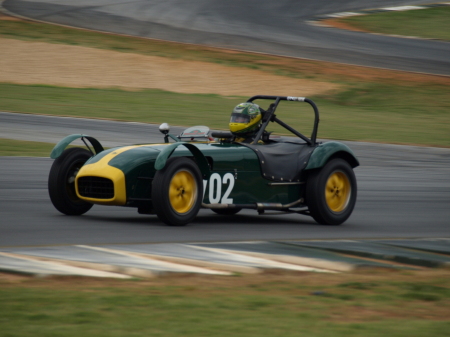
[230,113,251,124]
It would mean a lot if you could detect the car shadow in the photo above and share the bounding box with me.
[77,209,318,227]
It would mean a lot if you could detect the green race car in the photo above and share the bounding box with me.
[48,95,359,226]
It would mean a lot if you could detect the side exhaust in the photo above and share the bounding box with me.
[202,198,304,211]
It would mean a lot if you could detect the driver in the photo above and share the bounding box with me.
[229,102,263,143]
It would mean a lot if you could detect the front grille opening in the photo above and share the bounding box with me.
[78,177,114,199]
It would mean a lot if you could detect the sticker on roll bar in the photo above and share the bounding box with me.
[287,97,305,101]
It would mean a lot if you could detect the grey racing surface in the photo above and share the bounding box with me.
[3,0,450,75]
[1,112,449,247]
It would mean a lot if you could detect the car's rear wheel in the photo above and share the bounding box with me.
[152,157,202,226]
[305,158,357,225]
[211,208,242,215]
[48,148,93,215]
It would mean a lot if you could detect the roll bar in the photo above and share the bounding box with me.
[246,95,320,146]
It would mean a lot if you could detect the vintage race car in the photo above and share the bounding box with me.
[48,95,359,226]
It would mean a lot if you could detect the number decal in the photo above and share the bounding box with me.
[221,173,234,204]
[204,173,235,204]
[203,180,208,199]
[208,173,222,204]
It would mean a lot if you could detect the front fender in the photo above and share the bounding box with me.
[50,134,104,159]
[155,142,210,179]
[305,141,359,170]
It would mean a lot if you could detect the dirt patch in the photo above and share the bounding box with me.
[321,18,371,33]
[1,11,448,91]
[1,268,447,290]
[0,37,340,96]
[0,11,22,21]
[0,272,31,283]
[257,51,450,85]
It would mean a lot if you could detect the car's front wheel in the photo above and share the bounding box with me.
[305,158,357,225]
[48,147,93,215]
[152,157,203,226]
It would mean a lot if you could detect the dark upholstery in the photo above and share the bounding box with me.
[239,141,316,182]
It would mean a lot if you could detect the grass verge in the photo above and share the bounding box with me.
[0,138,56,157]
[337,6,450,41]
[2,83,449,147]
[0,138,88,157]
[1,269,449,337]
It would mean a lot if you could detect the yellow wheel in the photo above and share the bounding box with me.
[305,158,357,225]
[152,157,202,226]
[325,171,351,213]
[169,170,198,214]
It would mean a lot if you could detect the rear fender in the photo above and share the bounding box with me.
[155,142,211,179]
[305,141,359,170]
[50,134,104,159]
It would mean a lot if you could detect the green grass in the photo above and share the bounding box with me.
[341,6,450,41]
[0,138,56,157]
[1,270,449,337]
[314,83,450,146]
[0,138,87,157]
[1,83,449,147]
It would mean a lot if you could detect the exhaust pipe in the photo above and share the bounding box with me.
[202,198,304,211]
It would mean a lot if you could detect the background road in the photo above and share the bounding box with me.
[4,0,450,75]
[1,1,449,249]
[1,112,449,247]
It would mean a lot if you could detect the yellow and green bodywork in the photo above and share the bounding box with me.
[50,134,358,211]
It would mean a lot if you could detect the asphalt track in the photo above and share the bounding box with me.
[1,112,449,248]
[3,0,450,75]
[0,1,449,256]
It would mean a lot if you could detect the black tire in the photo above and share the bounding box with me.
[48,148,93,215]
[305,158,357,225]
[211,208,242,215]
[152,157,203,226]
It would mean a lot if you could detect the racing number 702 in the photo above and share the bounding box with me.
[203,173,235,204]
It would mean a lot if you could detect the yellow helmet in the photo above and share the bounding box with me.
[229,102,262,135]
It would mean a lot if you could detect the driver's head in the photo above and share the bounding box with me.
[229,102,262,136]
